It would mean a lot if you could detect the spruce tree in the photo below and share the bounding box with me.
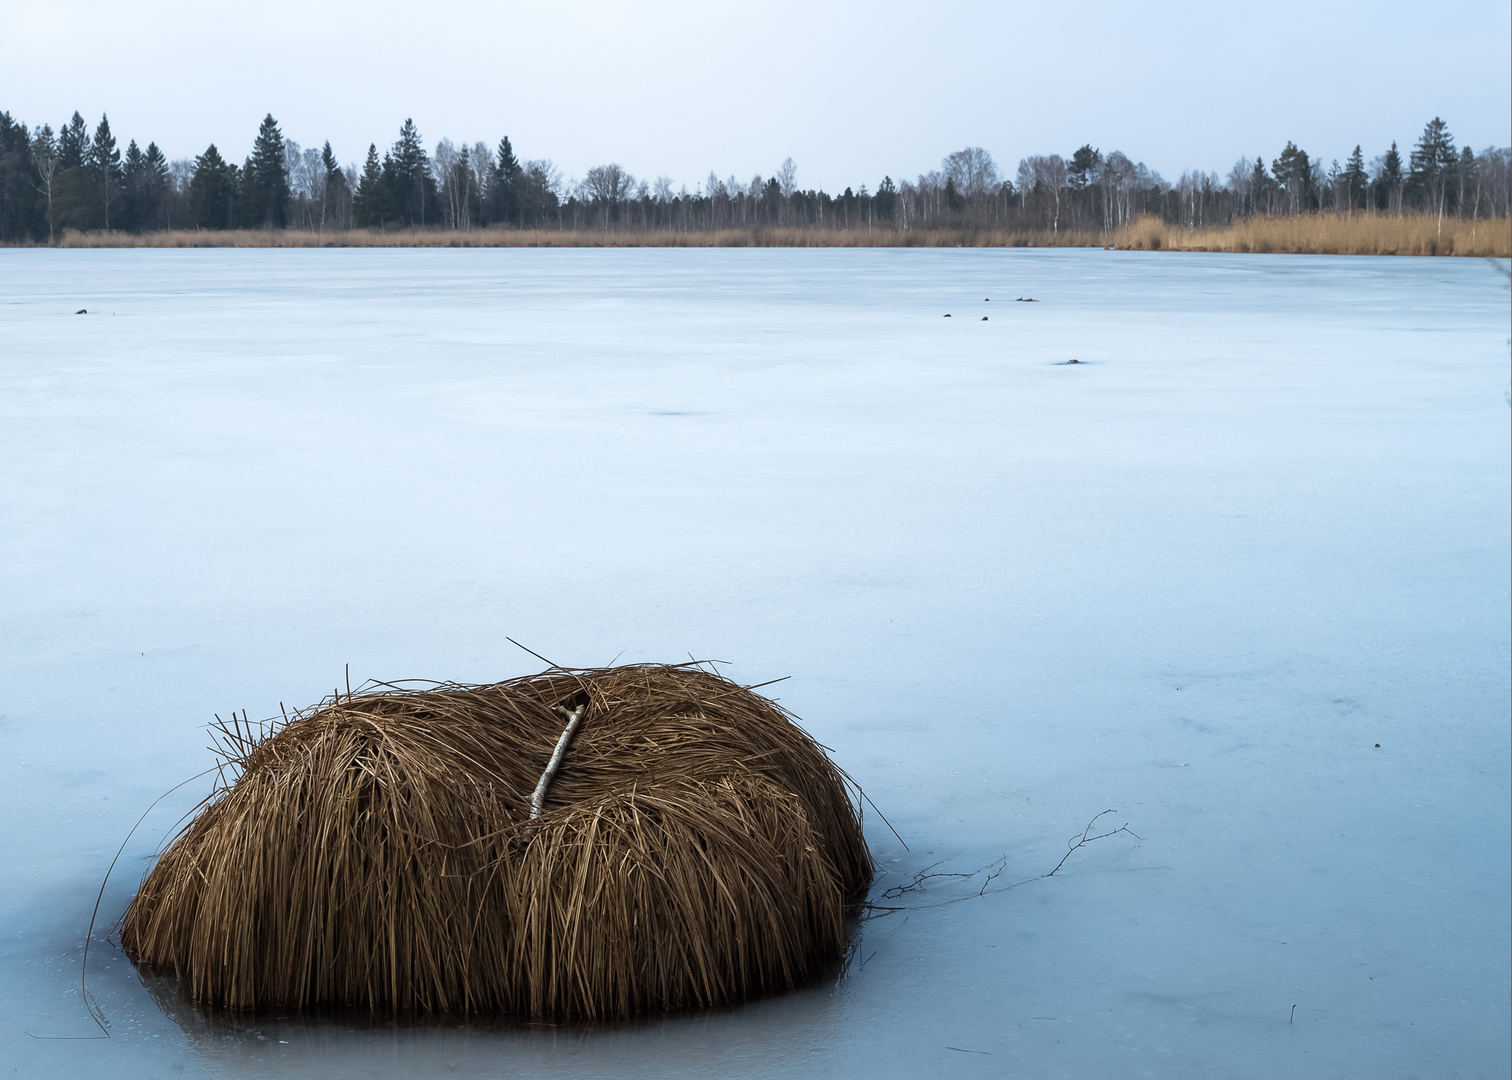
[1457,146,1476,217]
[487,136,523,225]
[190,144,236,229]
[353,143,383,228]
[58,112,89,169]
[388,119,433,226]
[244,114,289,227]
[144,143,169,185]
[320,141,346,230]
[144,142,169,230]
[52,112,94,230]
[120,139,163,233]
[51,112,96,229]
[1249,155,1269,215]
[0,112,46,243]
[87,114,123,229]
[121,139,146,232]
[1407,117,1455,220]
[1341,145,1368,210]
[1376,142,1404,213]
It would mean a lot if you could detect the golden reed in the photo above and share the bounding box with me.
[1114,213,1510,257]
[32,213,1511,256]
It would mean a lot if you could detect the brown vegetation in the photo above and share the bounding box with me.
[1111,212,1511,257]
[120,664,872,1018]
[52,224,1103,249]
[44,213,1510,255]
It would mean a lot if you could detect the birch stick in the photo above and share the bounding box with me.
[529,704,586,819]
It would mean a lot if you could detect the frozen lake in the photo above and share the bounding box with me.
[2,247,1507,1078]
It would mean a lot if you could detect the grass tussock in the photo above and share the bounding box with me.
[120,664,873,1018]
[1113,212,1511,256]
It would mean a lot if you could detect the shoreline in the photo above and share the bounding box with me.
[4,215,1507,257]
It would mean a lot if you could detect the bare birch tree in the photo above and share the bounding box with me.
[30,125,58,242]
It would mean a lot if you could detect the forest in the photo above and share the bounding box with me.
[0,109,1507,245]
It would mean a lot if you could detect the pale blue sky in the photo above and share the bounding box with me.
[2,0,1507,190]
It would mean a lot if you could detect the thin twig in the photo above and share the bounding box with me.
[979,856,1008,895]
[1045,810,1142,877]
[861,810,1142,922]
[505,637,566,671]
[880,860,977,900]
[857,786,907,850]
[741,676,791,692]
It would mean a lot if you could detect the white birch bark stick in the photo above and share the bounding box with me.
[529,704,586,820]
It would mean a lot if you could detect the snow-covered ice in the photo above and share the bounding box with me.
[1,247,1507,1078]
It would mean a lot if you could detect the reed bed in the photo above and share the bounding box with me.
[42,215,1506,254]
[120,663,873,1019]
[1112,212,1511,257]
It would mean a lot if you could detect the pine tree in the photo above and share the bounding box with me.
[243,114,289,227]
[1067,145,1102,228]
[190,144,236,229]
[1270,142,1311,214]
[1068,145,1100,189]
[1341,145,1369,210]
[353,144,383,228]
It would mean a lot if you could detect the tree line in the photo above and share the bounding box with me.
[0,109,1507,244]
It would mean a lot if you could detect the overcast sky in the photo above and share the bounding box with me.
[2,0,1508,192]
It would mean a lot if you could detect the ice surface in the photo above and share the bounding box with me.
[1,247,1507,1078]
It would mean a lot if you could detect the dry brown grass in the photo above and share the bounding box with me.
[41,215,1508,254]
[120,663,873,1019]
[1112,212,1511,256]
